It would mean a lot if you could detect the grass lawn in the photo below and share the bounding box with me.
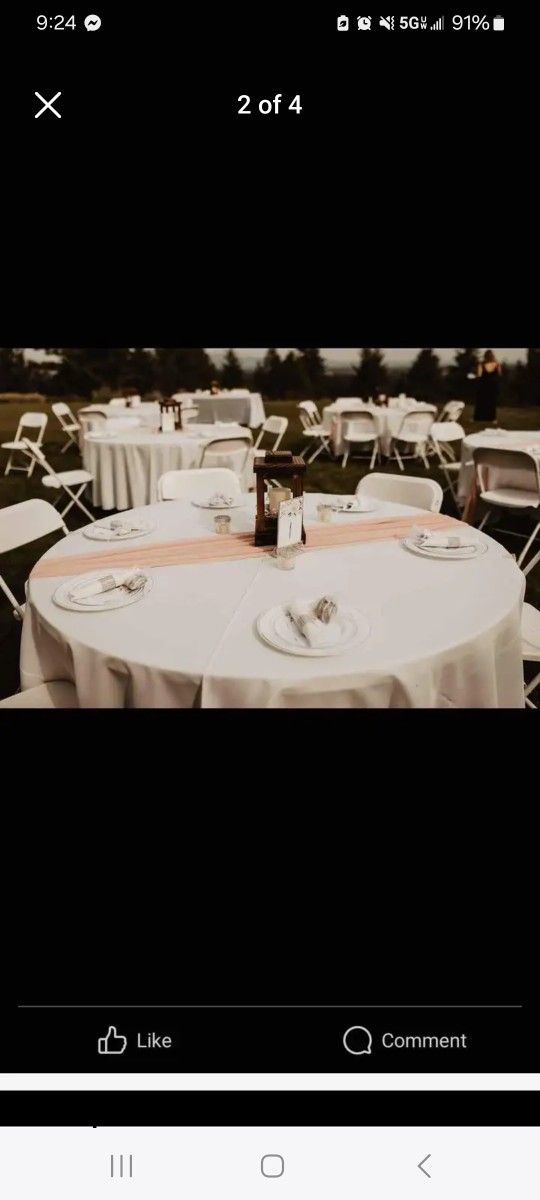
[1,397,539,701]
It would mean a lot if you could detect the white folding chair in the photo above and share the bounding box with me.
[158,467,241,502]
[199,436,252,477]
[356,472,443,512]
[341,412,381,470]
[0,681,78,708]
[297,401,332,464]
[429,421,466,507]
[2,411,48,477]
[439,400,465,423]
[22,439,95,522]
[387,408,435,471]
[253,415,288,455]
[473,447,540,568]
[0,498,68,620]
[52,401,81,453]
[521,547,540,709]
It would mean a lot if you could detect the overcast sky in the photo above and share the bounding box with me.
[208,348,527,366]
[24,348,527,367]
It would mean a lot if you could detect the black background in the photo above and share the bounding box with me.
[1,5,537,1078]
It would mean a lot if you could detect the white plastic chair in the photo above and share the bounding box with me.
[199,436,252,477]
[297,401,332,464]
[52,401,81,453]
[387,408,435,471]
[22,439,95,522]
[158,467,241,502]
[440,400,465,423]
[0,681,78,708]
[521,547,540,708]
[342,412,381,470]
[356,472,443,512]
[429,421,466,506]
[2,412,48,477]
[473,447,540,568]
[0,498,68,620]
[253,415,288,455]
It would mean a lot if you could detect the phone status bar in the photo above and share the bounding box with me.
[336,15,505,32]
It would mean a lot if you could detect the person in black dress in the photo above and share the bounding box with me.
[474,350,501,422]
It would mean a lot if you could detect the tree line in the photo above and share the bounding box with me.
[0,347,539,405]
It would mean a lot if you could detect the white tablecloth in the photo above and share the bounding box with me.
[458,430,540,500]
[20,494,525,708]
[179,392,265,428]
[323,403,437,455]
[83,424,251,510]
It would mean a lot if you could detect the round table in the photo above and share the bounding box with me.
[82,423,251,510]
[21,493,525,708]
[458,429,540,500]
[83,402,160,427]
[180,392,265,428]
[323,403,437,455]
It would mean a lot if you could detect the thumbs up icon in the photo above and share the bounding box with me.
[98,1026,128,1055]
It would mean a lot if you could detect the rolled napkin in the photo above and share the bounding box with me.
[207,492,235,507]
[288,599,339,648]
[314,595,338,624]
[412,526,478,550]
[68,568,147,601]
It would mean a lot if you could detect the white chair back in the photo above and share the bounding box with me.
[52,401,80,431]
[343,412,378,439]
[0,498,67,554]
[199,436,252,475]
[430,421,465,444]
[12,411,48,443]
[356,472,443,512]
[158,467,241,502]
[473,448,540,499]
[0,498,67,618]
[297,401,321,427]
[396,409,435,440]
[253,416,288,453]
[441,401,465,422]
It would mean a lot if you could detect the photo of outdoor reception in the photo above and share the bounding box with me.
[1,345,539,709]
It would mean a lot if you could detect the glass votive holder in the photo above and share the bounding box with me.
[273,545,297,570]
[317,503,333,523]
[214,514,231,535]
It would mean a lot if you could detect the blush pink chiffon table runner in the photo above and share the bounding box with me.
[31,512,464,580]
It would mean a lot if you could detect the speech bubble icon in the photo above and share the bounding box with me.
[343,1025,373,1055]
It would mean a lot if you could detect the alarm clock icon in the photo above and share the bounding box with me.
[357,16,372,29]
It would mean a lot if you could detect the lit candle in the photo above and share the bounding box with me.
[268,486,292,515]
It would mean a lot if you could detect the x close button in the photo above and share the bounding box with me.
[35,91,62,119]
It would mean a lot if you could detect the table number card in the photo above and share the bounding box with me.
[277,496,303,548]
[161,411,175,433]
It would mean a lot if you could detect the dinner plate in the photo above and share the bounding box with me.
[53,570,154,612]
[256,603,370,658]
[401,537,488,561]
[83,519,155,541]
[191,498,245,509]
[331,498,377,514]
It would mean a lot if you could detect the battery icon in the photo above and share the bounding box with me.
[493,15,504,29]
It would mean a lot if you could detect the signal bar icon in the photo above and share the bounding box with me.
[431,15,444,29]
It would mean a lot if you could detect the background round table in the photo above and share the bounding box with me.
[83,423,251,510]
[323,402,437,455]
[21,493,525,708]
